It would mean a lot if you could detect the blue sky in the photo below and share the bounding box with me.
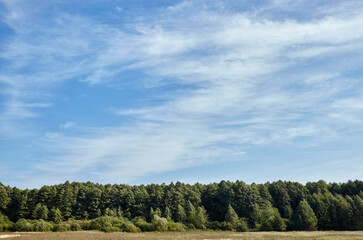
[1,0,363,188]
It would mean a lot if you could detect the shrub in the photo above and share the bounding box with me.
[0,213,13,231]
[103,226,120,232]
[78,220,91,230]
[33,220,53,232]
[89,219,102,231]
[152,215,168,232]
[13,219,34,232]
[167,221,186,232]
[70,222,81,231]
[121,221,140,232]
[220,221,234,231]
[207,221,221,230]
[236,220,249,232]
[188,223,196,230]
[134,217,153,232]
[110,217,125,229]
[52,223,68,232]
[53,222,71,232]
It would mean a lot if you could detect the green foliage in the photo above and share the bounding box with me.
[167,220,186,231]
[52,223,67,232]
[13,219,34,232]
[351,195,363,230]
[0,212,13,232]
[105,208,116,217]
[0,180,362,232]
[133,217,153,232]
[225,204,239,225]
[49,207,62,223]
[70,222,81,231]
[0,186,10,211]
[195,206,208,229]
[236,219,249,232]
[33,219,53,232]
[291,199,317,231]
[259,205,286,231]
[151,215,168,231]
[164,206,171,220]
[122,221,140,232]
[186,201,196,224]
[175,204,186,223]
[32,203,48,220]
[220,221,234,231]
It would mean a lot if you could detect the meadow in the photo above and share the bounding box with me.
[1,231,363,240]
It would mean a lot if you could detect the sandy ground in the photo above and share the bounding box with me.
[0,235,22,239]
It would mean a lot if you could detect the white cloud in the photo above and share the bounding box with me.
[1,0,363,186]
[59,122,76,129]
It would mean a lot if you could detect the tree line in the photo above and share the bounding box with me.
[0,180,362,232]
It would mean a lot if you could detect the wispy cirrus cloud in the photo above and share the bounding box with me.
[1,0,363,187]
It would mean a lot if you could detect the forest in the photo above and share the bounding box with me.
[0,180,362,232]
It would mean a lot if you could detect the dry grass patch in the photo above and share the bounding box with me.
[0,231,363,240]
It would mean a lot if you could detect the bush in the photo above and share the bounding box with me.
[121,221,140,232]
[53,222,71,232]
[152,215,168,232]
[134,217,153,232]
[33,220,53,232]
[52,223,68,232]
[110,217,125,229]
[236,220,249,232]
[70,222,81,231]
[167,221,186,232]
[78,220,91,230]
[103,226,120,232]
[220,221,234,231]
[90,216,113,231]
[90,219,102,231]
[13,219,34,232]
[207,221,222,230]
[0,213,13,231]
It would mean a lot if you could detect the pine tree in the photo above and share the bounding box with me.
[49,207,62,223]
[105,208,115,217]
[175,204,186,223]
[32,203,49,220]
[225,204,239,225]
[259,205,286,231]
[351,195,363,230]
[195,206,208,229]
[292,199,317,231]
[186,201,196,224]
[164,206,171,220]
[0,186,9,211]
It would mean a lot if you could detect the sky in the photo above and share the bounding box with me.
[0,0,363,189]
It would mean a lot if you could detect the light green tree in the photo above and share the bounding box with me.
[49,207,62,223]
[32,203,49,220]
[225,204,239,225]
[292,199,317,231]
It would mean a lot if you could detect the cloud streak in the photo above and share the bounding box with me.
[1,0,363,187]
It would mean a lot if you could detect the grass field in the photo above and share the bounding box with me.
[1,231,363,240]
